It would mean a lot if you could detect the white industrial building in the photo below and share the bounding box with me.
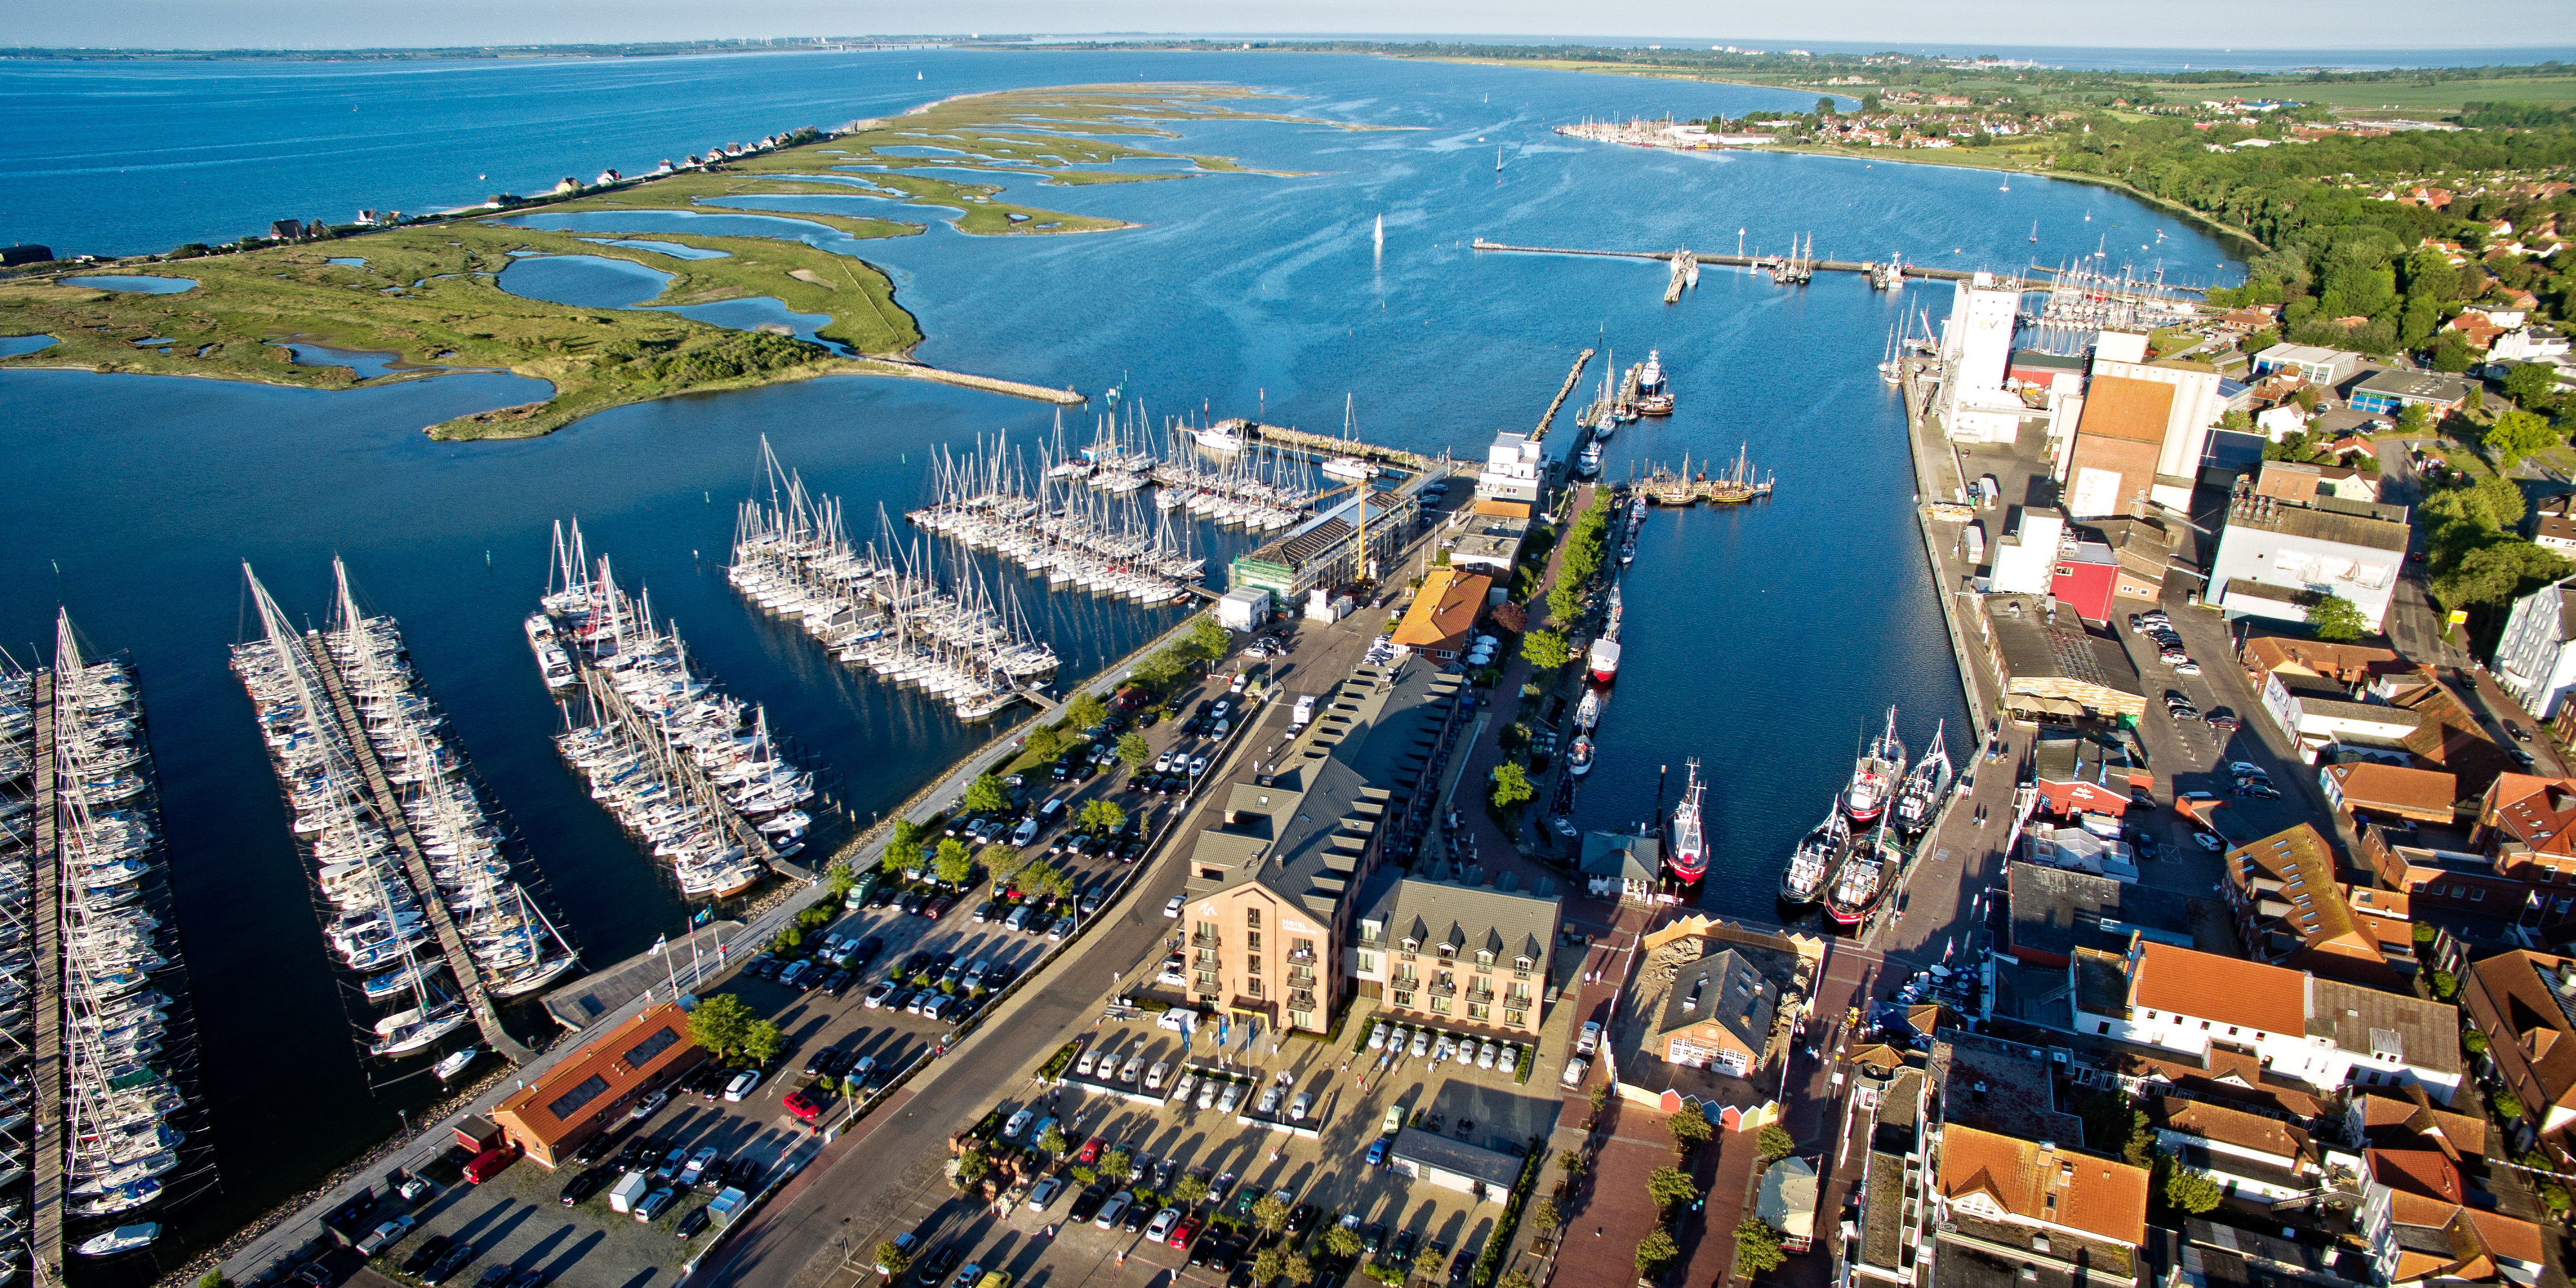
[1938,272,2031,445]
[1986,510,2065,596]
[2206,490,2408,631]
[2493,576,2576,721]
[1474,430,1544,505]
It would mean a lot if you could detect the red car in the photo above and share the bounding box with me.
[1074,1135,1106,1166]
[781,1090,821,1123]
[924,897,954,920]
[1169,1218,1200,1249]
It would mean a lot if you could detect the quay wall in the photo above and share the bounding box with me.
[1895,357,1994,743]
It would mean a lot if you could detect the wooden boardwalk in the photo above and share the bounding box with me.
[303,633,532,1064]
[1471,239,2041,290]
[29,674,65,1287]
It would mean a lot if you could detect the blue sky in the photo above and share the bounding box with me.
[15,1,2573,52]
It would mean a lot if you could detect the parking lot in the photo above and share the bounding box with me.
[856,998,1564,1288]
[345,1078,821,1288]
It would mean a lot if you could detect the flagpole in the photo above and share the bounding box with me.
[662,930,679,1000]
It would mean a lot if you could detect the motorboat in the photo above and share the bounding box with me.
[434,1047,479,1082]
[1587,638,1621,684]
[1842,706,1907,825]
[1567,736,1595,777]
[1779,803,1849,905]
[1664,759,1707,883]
[75,1224,159,1257]
[1891,721,1954,837]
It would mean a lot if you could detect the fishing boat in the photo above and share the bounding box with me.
[1824,843,1886,927]
[1575,441,1603,479]
[433,1047,479,1082]
[1635,390,1674,417]
[1567,736,1595,777]
[75,1224,159,1257]
[1779,803,1850,906]
[1638,350,1665,393]
[1574,688,1602,733]
[1842,706,1907,825]
[1665,758,1707,883]
[1587,637,1621,684]
[1891,720,1953,837]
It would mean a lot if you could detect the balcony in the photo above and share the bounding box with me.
[1192,932,1222,947]
[1288,947,1316,962]
[1467,985,1494,1003]
[1289,988,1318,1007]
[1287,968,1317,988]
[1429,980,1456,997]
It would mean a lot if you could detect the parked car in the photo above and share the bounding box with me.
[723,1070,761,1102]
[401,1235,454,1275]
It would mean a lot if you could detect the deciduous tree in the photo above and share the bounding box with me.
[1646,1165,1700,1213]
[1066,691,1109,732]
[1491,763,1535,812]
[2164,1163,2224,1214]
[1634,1229,1680,1279]
[1759,1123,1796,1161]
[1735,1219,1787,1274]
[933,837,975,887]
[1521,629,1570,670]
[1079,799,1127,834]
[1254,1195,1291,1235]
[1117,732,1153,768]
[2305,593,2368,641]
[962,772,1010,815]
[1667,1109,1713,1151]
[2484,408,2559,466]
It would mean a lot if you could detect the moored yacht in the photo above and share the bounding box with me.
[1567,735,1595,777]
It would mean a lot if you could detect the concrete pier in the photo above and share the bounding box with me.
[1532,348,1595,441]
[304,633,533,1065]
[1236,420,1434,473]
[29,673,65,1287]
[1471,239,2042,290]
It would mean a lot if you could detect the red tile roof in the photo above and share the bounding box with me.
[2131,940,2307,1036]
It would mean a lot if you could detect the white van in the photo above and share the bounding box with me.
[1291,694,1316,729]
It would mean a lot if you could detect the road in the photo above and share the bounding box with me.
[699,609,1390,1288]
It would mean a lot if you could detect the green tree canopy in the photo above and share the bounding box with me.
[1171,1175,1209,1205]
[1322,1222,1362,1258]
[890,818,928,856]
[686,992,756,1058]
[2503,363,2563,413]
[1038,1124,1067,1154]
[1100,1147,1132,1182]
[1528,1197,1560,1232]
[1065,691,1109,732]
[1521,629,1571,670]
[1117,732,1153,768]
[1491,762,1535,812]
[932,837,976,886]
[1667,1108,1714,1151]
[1253,1194,1291,1234]
[2164,1163,2224,1214]
[1634,1229,1681,1278]
[1187,614,1233,659]
[2484,408,2560,466]
[1024,724,1067,763]
[1079,799,1127,834]
[740,1018,783,1065]
[1759,1123,1796,1161]
[962,772,1010,815]
[1645,1165,1700,1212]
[1735,1219,1788,1274]
[2305,592,2369,641]
[874,1240,912,1276]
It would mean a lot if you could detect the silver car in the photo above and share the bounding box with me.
[1409,1029,1431,1058]
[1369,1022,1389,1052]
[1197,1077,1221,1110]
[1477,1041,1498,1069]
[1218,1082,1243,1113]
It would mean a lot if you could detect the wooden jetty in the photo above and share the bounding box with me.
[1471,239,2042,291]
[306,633,534,1065]
[570,652,804,883]
[29,673,65,1287]
[1531,348,1596,441]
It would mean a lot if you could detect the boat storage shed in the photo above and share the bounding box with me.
[492,1001,706,1167]
[1386,1128,1525,1198]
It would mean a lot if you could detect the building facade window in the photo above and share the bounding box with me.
[1246,909,1262,929]
[1467,1003,1489,1021]
[1356,952,1378,973]
[1247,978,1262,998]
[1505,1009,1526,1027]
[1431,996,1450,1014]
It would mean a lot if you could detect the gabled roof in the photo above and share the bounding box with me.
[1935,1124,2148,1246]
[2308,976,2462,1075]
[1652,945,1776,1057]
[1390,567,1489,649]
[2077,375,2177,445]
[2130,940,2307,1038]
[2324,762,2459,821]
[2464,950,2576,1116]
[2477,774,2576,857]
[2147,1095,2313,1165]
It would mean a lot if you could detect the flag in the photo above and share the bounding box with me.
[650,934,667,957]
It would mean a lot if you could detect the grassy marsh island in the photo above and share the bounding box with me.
[0,85,1345,439]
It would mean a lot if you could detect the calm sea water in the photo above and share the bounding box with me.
[0,50,2239,1270]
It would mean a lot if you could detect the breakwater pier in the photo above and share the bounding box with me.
[1471,239,2042,291]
